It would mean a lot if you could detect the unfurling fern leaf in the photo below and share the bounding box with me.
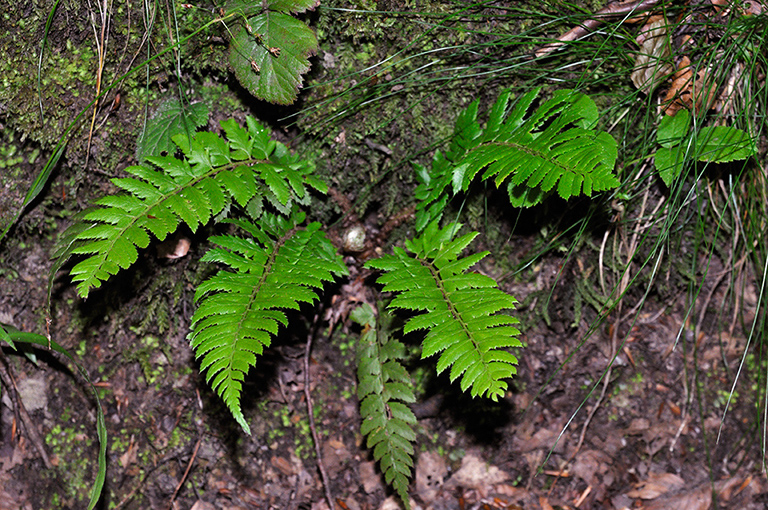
[365,221,521,401]
[351,303,416,509]
[53,116,324,298]
[417,87,619,216]
[190,211,347,434]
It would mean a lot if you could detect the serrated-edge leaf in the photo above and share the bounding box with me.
[189,213,346,434]
[229,13,318,105]
[369,223,521,401]
[354,303,416,510]
[136,99,208,163]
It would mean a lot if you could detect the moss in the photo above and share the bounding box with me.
[122,333,176,387]
[45,422,95,505]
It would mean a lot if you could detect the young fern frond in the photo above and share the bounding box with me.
[417,87,619,216]
[352,304,416,509]
[53,117,325,298]
[190,211,347,434]
[365,221,521,401]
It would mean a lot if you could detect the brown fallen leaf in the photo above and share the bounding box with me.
[626,472,685,499]
[446,453,509,490]
[641,482,710,510]
[359,460,384,494]
[118,435,138,468]
[190,500,216,510]
[415,450,447,502]
[270,455,295,476]
[631,17,674,94]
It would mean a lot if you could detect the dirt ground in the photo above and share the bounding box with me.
[1,189,768,510]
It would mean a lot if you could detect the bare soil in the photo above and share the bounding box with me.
[1,179,767,510]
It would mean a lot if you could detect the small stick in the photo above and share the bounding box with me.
[304,312,335,510]
[167,436,202,510]
[536,0,661,57]
[0,355,52,469]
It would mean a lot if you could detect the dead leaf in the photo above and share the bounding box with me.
[359,460,384,494]
[539,495,555,510]
[631,18,674,94]
[270,455,294,476]
[322,437,350,478]
[119,435,138,468]
[626,472,685,499]
[571,449,612,486]
[415,450,447,502]
[662,56,719,115]
[642,484,710,510]
[447,453,509,490]
[190,501,216,510]
[378,495,420,510]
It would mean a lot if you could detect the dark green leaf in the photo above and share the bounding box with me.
[229,13,318,105]
[136,99,208,163]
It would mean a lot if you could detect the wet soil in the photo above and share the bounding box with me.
[1,191,767,510]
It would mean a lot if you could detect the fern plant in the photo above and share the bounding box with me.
[366,221,521,401]
[190,211,347,434]
[416,87,620,226]
[51,115,342,436]
[52,85,622,505]
[351,303,417,509]
[52,116,326,298]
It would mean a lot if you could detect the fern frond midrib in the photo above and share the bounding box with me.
[481,140,567,174]
[225,224,297,367]
[421,257,480,354]
[84,156,273,269]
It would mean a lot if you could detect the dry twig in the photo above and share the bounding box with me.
[0,354,52,469]
[536,0,661,57]
[304,312,335,510]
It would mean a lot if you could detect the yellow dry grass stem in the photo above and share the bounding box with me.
[85,0,113,170]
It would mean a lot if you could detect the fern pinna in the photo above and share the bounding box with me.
[416,87,619,220]
[190,212,347,433]
[365,221,521,401]
[351,304,416,509]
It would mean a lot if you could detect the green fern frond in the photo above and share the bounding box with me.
[455,88,619,202]
[417,88,619,217]
[55,117,322,298]
[365,221,521,401]
[351,303,416,509]
[414,98,482,231]
[189,211,347,434]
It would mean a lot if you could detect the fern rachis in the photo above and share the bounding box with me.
[190,212,347,434]
[366,221,522,401]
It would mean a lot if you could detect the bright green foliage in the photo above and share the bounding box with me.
[135,99,209,163]
[365,221,521,401]
[53,116,324,298]
[654,109,757,186]
[416,88,619,220]
[53,114,344,437]
[414,99,482,231]
[226,0,319,105]
[190,211,347,434]
[351,304,416,509]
